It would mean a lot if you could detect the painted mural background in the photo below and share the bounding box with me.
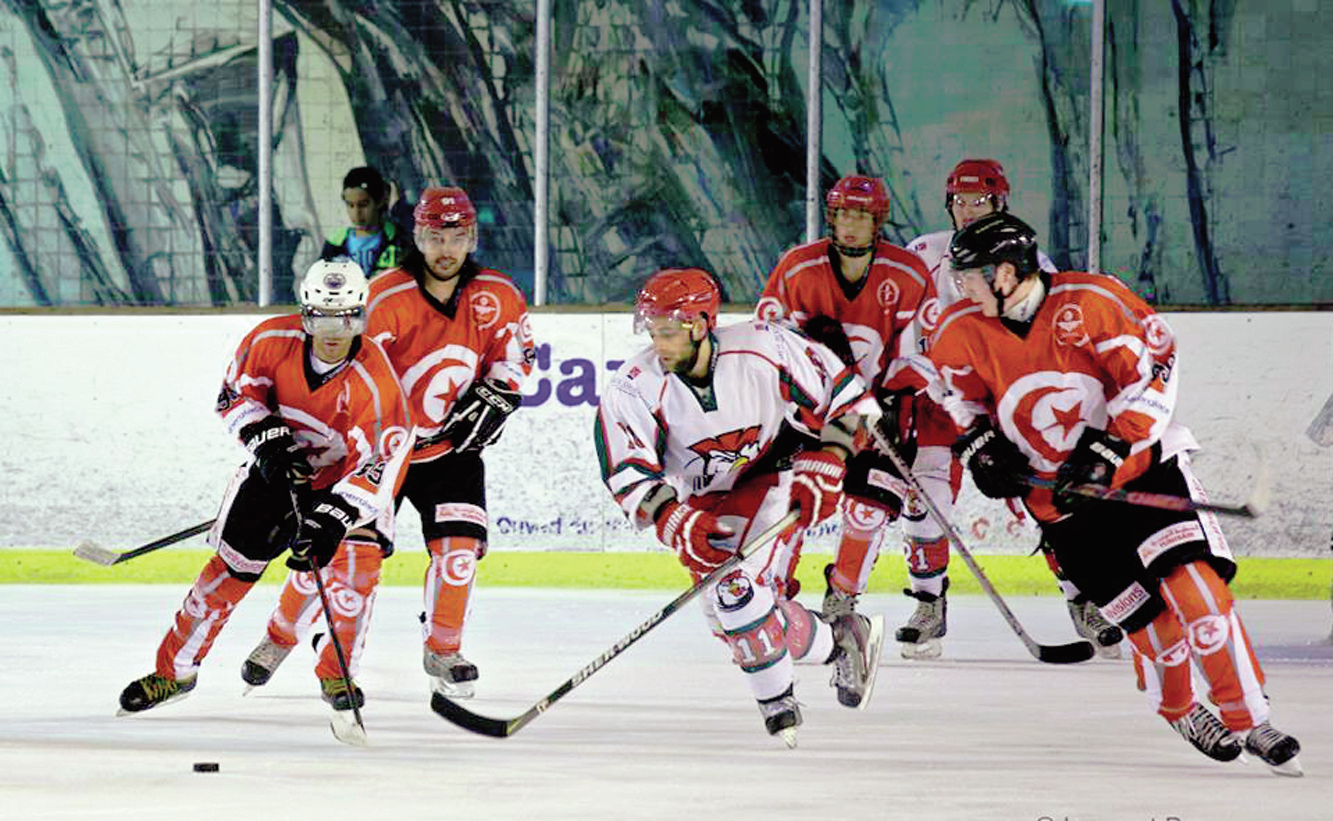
[1,0,1330,307]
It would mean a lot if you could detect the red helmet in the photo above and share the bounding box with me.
[633,268,722,333]
[413,186,477,230]
[825,175,891,224]
[946,159,1010,199]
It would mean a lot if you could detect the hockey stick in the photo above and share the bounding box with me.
[431,509,801,738]
[287,488,367,747]
[1020,451,1271,519]
[1306,391,1333,447]
[73,519,217,566]
[867,425,1095,664]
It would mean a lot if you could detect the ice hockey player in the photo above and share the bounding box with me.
[898,158,1122,659]
[926,211,1302,776]
[241,186,534,702]
[596,267,886,748]
[118,259,412,723]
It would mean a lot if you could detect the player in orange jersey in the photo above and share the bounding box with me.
[925,212,1302,776]
[756,174,931,668]
[118,259,412,722]
[242,186,535,701]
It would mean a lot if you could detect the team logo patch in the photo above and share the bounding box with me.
[1159,639,1191,667]
[714,570,754,612]
[844,499,888,530]
[755,296,784,322]
[686,426,762,483]
[379,425,411,459]
[918,297,942,333]
[1188,614,1230,656]
[329,585,366,618]
[441,548,477,586]
[471,292,501,330]
[876,279,900,309]
[1052,303,1090,347]
[1142,315,1174,356]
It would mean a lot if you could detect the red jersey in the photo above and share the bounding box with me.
[367,260,535,462]
[216,314,413,527]
[926,271,1197,522]
[756,237,932,390]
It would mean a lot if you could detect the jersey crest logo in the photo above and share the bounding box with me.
[1002,371,1107,472]
[1141,315,1174,356]
[876,279,900,309]
[687,425,762,482]
[1052,303,1090,347]
[918,297,942,333]
[470,292,501,330]
[754,296,785,322]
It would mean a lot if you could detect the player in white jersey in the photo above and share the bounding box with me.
[896,159,1122,659]
[595,268,886,747]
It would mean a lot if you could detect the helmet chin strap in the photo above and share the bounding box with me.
[831,239,875,258]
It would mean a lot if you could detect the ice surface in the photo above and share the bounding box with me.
[1,586,1329,820]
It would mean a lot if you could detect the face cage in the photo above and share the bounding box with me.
[302,307,367,338]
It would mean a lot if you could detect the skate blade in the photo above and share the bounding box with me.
[1094,643,1122,660]
[329,711,368,747]
[775,727,799,749]
[1268,755,1304,777]
[857,615,886,710]
[431,677,476,699]
[899,638,942,660]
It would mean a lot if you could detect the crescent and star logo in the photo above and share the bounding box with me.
[1000,372,1105,472]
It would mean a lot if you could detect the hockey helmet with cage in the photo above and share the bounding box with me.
[947,212,1039,282]
[633,268,722,335]
[299,258,369,337]
[825,175,891,225]
[946,159,1009,212]
[413,186,477,230]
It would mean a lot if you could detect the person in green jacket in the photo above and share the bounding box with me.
[321,166,413,276]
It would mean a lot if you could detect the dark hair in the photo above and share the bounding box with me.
[342,166,388,201]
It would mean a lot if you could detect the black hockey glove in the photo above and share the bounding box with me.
[873,389,916,457]
[1052,427,1130,514]
[286,492,357,571]
[441,377,522,452]
[241,416,311,488]
[952,418,1031,500]
[800,315,856,368]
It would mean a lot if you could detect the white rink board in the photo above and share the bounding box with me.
[2,311,1330,555]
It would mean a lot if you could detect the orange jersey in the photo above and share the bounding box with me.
[216,314,414,527]
[756,237,932,390]
[367,261,535,462]
[926,271,1196,522]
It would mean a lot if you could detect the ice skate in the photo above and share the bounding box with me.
[1242,722,1303,777]
[820,563,859,621]
[1170,703,1242,762]
[118,672,197,715]
[425,649,479,699]
[895,579,947,659]
[1067,598,1123,658]
[320,677,365,711]
[829,612,886,709]
[241,635,295,693]
[757,688,802,749]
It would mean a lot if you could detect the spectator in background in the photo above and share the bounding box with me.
[321,166,413,277]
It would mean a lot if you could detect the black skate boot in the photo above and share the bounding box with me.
[425,649,479,699]
[241,635,295,691]
[118,673,197,715]
[1170,703,1242,762]
[1067,598,1123,658]
[757,687,802,749]
[1243,722,1303,777]
[895,578,948,659]
[319,677,365,711]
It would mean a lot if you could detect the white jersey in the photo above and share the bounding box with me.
[904,228,1058,352]
[595,320,871,529]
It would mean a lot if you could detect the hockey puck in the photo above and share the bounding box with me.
[192,762,220,773]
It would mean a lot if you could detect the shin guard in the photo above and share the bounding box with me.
[713,570,793,701]
[313,540,383,680]
[776,597,834,664]
[156,554,256,680]
[423,537,481,655]
[827,499,892,596]
[1160,561,1269,731]
[262,570,323,649]
[1126,609,1195,722]
[902,536,949,597]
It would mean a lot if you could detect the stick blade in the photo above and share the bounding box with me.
[73,541,121,567]
[1036,640,1097,664]
[430,691,515,738]
[329,712,368,746]
[1306,392,1333,447]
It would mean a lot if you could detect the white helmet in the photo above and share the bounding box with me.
[299,258,368,336]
